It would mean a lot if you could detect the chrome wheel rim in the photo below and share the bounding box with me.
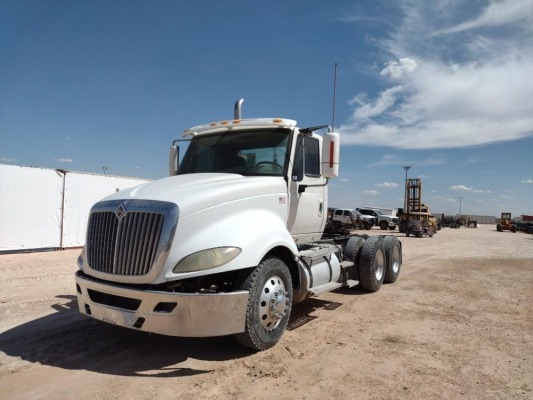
[375,249,385,281]
[259,276,289,330]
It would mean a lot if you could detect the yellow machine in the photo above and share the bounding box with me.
[497,212,517,232]
[400,179,438,233]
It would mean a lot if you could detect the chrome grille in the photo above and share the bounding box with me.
[87,210,164,276]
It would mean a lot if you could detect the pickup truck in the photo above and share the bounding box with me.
[357,208,399,230]
[330,208,374,230]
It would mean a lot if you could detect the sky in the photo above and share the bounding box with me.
[1,0,532,218]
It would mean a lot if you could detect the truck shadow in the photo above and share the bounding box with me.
[287,297,343,331]
[0,295,344,378]
[0,295,251,377]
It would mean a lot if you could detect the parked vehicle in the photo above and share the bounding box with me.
[405,219,434,238]
[356,208,399,230]
[497,212,517,232]
[330,208,374,230]
[75,99,403,351]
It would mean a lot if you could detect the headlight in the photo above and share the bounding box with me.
[77,248,85,270]
[173,247,242,273]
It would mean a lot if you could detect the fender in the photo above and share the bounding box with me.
[157,192,298,283]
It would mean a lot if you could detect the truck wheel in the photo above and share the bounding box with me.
[383,236,401,283]
[379,221,389,230]
[358,237,385,292]
[388,226,396,231]
[343,236,365,265]
[235,256,292,351]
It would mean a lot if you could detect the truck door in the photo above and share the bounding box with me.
[287,134,327,242]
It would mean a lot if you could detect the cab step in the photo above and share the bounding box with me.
[309,281,342,295]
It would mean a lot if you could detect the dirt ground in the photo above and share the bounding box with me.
[0,224,532,400]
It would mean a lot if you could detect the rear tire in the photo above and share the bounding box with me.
[344,236,366,280]
[383,236,401,283]
[358,236,385,292]
[235,256,292,351]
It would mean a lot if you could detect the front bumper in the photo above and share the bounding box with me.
[75,271,249,337]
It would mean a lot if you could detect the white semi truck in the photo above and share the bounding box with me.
[75,100,402,351]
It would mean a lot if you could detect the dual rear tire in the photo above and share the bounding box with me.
[344,235,402,292]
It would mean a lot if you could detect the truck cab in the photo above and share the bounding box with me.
[75,100,401,351]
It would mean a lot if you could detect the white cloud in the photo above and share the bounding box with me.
[381,58,418,79]
[502,195,514,199]
[375,182,399,189]
[522,178,533,184]
[54,158,73,163]
[436,0,533,34]
[363,189,380,195]
[449,184,490,193]
[1,157,18,163]
[449,185,472,191]
[367,154,445,168]
[338,0,533,150]
[349,85,404,120]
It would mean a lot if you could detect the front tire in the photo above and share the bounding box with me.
[379,220,389,230]
[235,257,292,351]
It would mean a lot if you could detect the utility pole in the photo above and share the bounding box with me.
[402,165,411,212]
[458,196,463,215]
[102,166,108,177]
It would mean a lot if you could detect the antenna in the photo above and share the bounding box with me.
[332,63,338,131]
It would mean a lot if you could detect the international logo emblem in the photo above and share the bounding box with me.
[115,204,127,220]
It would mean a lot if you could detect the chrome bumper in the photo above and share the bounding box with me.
[75,271,248,337]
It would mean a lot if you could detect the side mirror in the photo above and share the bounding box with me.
[169,145,179,176]
[321,131,339,178]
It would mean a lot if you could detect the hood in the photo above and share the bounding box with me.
[100,173,287,217]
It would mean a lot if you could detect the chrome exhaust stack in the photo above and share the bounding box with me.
[234,98,244,119]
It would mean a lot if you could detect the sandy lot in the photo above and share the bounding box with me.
[0,224,532,400]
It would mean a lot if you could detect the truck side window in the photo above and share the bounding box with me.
[292,135,320,181]
[293,136,304,181]
[305,137,320,177]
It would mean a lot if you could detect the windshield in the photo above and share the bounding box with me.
[178,129,291,176]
